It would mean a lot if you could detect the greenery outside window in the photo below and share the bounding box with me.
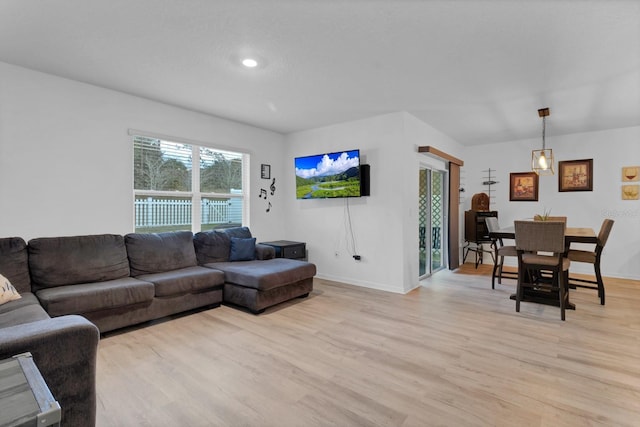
[133,134,246,233]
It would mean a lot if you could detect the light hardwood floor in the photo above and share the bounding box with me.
[96,265,640,426]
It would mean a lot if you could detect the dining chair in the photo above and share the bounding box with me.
[514,220,571,321]
[567,218,614,305]
[485,217,517,288]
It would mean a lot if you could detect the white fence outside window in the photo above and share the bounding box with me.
[135,197,242,228]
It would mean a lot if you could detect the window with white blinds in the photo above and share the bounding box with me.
[133,134,247,233]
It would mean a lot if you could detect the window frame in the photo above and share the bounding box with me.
[130,129,250,233]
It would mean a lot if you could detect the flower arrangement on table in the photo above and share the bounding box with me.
[533,208,552,221]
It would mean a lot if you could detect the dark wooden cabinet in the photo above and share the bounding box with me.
[465,210,498,243]
[260,240,306,260]
[464,210,498,268]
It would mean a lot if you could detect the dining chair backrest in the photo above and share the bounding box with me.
[485,217,500,233]
[514,220,565,253]
[597,219,615,248]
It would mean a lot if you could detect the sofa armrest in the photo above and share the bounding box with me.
[255,243,275,260]
[0,315,100,427]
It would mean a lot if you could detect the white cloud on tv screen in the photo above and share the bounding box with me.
[296,152,359,179]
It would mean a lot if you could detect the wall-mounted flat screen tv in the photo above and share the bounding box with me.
[294,149,361,199]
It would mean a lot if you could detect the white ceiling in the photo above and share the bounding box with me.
[1,0,639,145]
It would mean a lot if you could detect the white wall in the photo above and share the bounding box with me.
[402,113,466,281]
[464,126,640,280]
[2,60,637,290]
[283,112,465,293]
[0,62,286,241]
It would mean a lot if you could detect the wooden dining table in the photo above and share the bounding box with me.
[490,226,597,245]
[489,225,597,310]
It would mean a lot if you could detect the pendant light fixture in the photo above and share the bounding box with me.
[532,107,554,175]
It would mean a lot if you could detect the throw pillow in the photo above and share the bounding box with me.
[229,237,256,262]
[0,273,22,305]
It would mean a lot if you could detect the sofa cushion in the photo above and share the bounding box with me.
[203,258,316,291]
[255,244,275,260]
[0,273,21,306]
[125,231,197,276]
[136,266,225,297]
[229,237,256,261]
[0,292,40,315]
[193,230,231,264]
[36,277,155,317]
[0,303,50,328]
[222,226,253,239]
[192,227,254,264]
[0,237,31,294]
[28,234,130,291]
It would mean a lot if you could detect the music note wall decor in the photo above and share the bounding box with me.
[258,164,276,213]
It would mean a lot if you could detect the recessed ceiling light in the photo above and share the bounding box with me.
[242,58,258,68]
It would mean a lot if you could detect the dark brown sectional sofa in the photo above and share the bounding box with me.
[28,232,226,333]
[194,226,316,313]
[0,237,100,427]
[0,227,315,427]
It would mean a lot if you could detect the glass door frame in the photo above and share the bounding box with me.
[419,164,449,279]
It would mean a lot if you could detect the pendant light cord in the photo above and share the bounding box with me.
[542,115,546,150]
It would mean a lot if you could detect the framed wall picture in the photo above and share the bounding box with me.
[622,166,639,182]
[509,172,539,201]
[558,159,593,192]
[622,185,639,200]
[261,164,271,179]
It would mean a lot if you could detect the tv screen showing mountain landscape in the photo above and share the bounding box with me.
[295,149,361,199]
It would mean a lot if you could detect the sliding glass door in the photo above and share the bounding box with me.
[419,167,447,278]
